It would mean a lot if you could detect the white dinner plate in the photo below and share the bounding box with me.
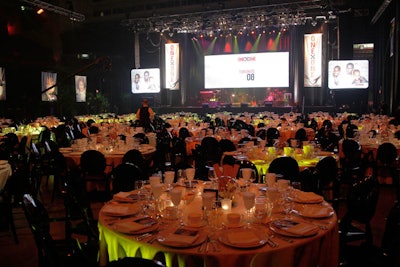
[292,207,334,219]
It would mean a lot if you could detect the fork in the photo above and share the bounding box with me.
[198,237,208,252]
[266,236,279,247]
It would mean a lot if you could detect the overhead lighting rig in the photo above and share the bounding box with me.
[21,0,85,22]
[121,0,338,35]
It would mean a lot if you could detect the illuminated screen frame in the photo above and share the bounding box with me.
[131,68,161,94]
[204,52,289,89]
[328,60,369,89]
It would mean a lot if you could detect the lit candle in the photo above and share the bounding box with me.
[221,199,232,211]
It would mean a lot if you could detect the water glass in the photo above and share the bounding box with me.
[242,192,256,226]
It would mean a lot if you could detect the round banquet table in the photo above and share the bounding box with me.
[225,150,338,183]
[358,139,400,159]
[97,187,339,267]
[61,144,156,173]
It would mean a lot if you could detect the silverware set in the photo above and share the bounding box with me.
[198,236,221,252]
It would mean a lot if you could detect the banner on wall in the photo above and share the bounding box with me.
[0,67,6,100]
[304,33,322,87]
[41,72,57,101]
[75,75,87,102]
[165,43,180,90]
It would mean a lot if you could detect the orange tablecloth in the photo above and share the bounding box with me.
[98,192,339,267]
[62,145,156,172]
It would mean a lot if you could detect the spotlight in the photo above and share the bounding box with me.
[37,8,44,15]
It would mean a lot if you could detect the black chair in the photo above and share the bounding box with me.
[194,137,221,180]
[111,163,147,195]
[133,133,149,144]
[0,180,18,244]
[301,156,339,210]
[339,175,380,245]
[178,127,191,139]
[374,142,399,196]
[255,128,266,141]
[21,194,98,267]
[106,257,165,267]
[235,159,259,182]
[268,156,299,181]
[60,172,99,242]
[340,139,364,181]
[266,128,280,147]
[294,128,308,142]
[341,200,400,267]
[170,136,187,167]
[381,201,400,266]
[80,150,111,202]
[219,139,236,153]
[314,156,339,195]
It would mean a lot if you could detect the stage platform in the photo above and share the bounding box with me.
[153,105,337,115]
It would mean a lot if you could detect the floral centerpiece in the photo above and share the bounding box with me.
[218,176,238,200]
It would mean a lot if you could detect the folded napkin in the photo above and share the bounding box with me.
[113,220,149,233]
[294,191,324,203]
[227,231,259,245]
[281,222,319,236]
[299,206,333,218]
[102,203,140,216]
[113,191,138,202]
[163,229,199,245]
[272,220,318,236]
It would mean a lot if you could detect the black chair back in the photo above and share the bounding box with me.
[266,128,280,146]
[381,202,400,266]
[80,149,106,175]
[22,193,97,267]
[339,175,380,244]
[376,142,397,166]
[235,159,259,182]
[268,156,299,181]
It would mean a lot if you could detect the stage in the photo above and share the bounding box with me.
[153,105,338,116]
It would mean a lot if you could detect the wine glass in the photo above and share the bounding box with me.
[202,192,216,223]
[170,188,183,207]
[185,168,195,188]
[164,171,175,191]
[170,188,183,224]
[242,191,256,227]
[151,184,164,218]
[207,166,218,189]
[240,168,256,190]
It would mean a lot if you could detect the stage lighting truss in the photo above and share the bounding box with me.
[21,0,85,22]
[121,0,338,35]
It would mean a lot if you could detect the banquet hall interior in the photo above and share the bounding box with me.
[1,0,400,267]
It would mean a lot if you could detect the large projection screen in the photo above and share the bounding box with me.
[204,52,289,89]
[328,60,369,89]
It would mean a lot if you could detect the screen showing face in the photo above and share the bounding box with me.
[204,52,289,89]
[131,68,161,94]
[328,60,369,89]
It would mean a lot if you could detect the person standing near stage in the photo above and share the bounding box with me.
[136,99,154,132]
